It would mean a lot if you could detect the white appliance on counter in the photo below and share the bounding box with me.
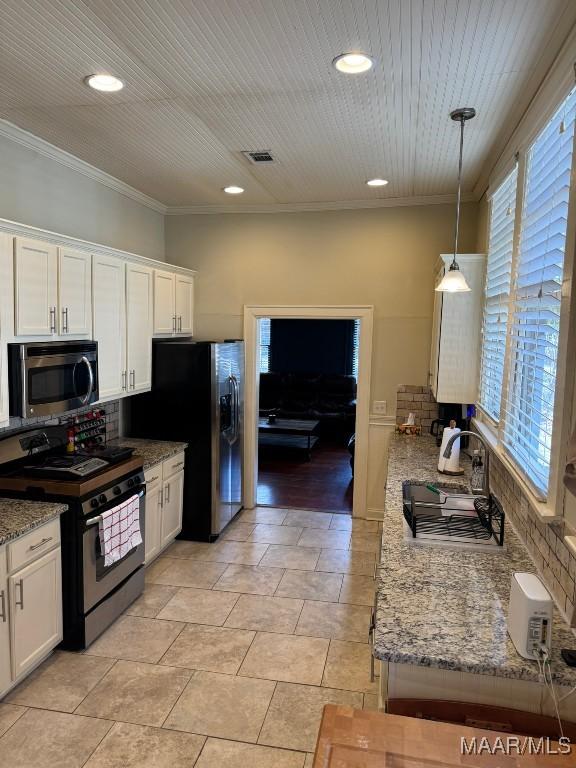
[437,423,463,475]
[508,572,553,660]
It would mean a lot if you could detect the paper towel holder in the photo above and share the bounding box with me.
[438,420,465,476]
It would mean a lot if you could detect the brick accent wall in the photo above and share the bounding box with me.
[396,385,438,428]
[489,451,576,627]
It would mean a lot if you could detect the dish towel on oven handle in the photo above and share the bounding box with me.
[98,494,143,567]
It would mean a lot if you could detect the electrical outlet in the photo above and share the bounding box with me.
[373,400,387,415]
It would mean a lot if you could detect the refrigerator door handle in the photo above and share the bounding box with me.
[231,374,240,443]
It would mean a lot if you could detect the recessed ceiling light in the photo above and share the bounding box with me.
[85,74,124,92]
[223,185,244,195]
[332,53,374,74]
[366,178,388,187]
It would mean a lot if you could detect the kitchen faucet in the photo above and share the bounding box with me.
[443,430,490,498]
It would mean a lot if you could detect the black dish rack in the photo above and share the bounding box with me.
[402,480,505,547]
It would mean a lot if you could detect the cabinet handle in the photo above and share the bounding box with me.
[122,370,127,391]
[178,316,182,332]
[0,590,6,622]
[130,370,135,389]
[172,315,177,333]
[61,307,69,333]
[173,461,184,470]
[49,306,56,334]
[148,474,160,484]
[15,579,24,610]
[165,482,170,504]
[29,536,52,551]
[159,487,163,508]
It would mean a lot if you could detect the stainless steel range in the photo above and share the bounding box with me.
[0,428,146,649]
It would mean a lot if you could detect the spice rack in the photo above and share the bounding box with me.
[67,409,107,450]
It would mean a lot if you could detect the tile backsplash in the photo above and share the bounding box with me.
[0,400,120,442]
[489,451,576,627]
[395,385,438,428]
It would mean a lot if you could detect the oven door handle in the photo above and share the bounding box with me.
[85,488,145,527]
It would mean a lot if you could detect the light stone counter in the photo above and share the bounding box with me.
[0,498,67,546]
[373,433,576,687]
[112,438,188,472]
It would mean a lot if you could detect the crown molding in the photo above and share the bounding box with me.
[165,192,477,215]
[0,120,167,214]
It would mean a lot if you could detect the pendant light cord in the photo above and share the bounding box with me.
[452,115,465,268]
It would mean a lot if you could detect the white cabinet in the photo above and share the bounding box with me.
[9,547,62,680]
[126,263,153,394]
[0,521,63,697]
[58,247,91,336]
[144,452,185,563]
[92,253,127,400]
[175,274,194,334]
[162,469,184,547]
[153,270,194,335]
[144,474,162,565]
[0,548,10,695]
[14,237,58,336]
[430,254,485,404]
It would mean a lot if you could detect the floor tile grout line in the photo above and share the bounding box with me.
[72,658,120,715]
[0,704,28,742]
[255,680,278,746]
[77,716,118,768]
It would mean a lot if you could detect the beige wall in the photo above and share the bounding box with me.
[166,203,478,411]
[0,134,165,260]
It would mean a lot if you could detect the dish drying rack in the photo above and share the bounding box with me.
[402,480,505,547]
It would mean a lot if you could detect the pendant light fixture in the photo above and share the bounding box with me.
[436,107,476,293]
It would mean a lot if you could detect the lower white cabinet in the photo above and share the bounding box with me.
[144,452,185,564]
[0,520,63,698]
[161,469,185,548]
[9,547,62,680]
[0,550,10,695]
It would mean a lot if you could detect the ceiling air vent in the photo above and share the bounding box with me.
[242,150,275,164]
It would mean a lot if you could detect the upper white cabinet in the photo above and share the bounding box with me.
[126,262,153,394]
[14,237,58,336]
[153,269,194,335]
[430,254,485,404]
[93,253,127,400]
[58,247,92,336]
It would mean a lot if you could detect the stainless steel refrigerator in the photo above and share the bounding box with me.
[126,340,243,541]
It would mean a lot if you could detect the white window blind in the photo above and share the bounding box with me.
[259,317,271,373]
[502,86,576,494]
[478,167,518,421]
[352,319,360,379]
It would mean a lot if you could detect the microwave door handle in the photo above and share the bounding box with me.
[79,356,95,405]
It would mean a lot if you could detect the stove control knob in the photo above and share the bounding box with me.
[99,494,107,504]
[90,498,99,509]
[135,475,142,484]
[127,478,135,488]
[113,486,121,495]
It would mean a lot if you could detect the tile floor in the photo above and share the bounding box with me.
[0,506,382,768]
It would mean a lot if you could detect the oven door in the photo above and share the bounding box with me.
[13,344,99,418]
[82,488,146,613]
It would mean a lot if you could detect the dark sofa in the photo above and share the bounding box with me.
[259,372,356,440]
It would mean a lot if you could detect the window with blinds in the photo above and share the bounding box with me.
[352,319,360,379]
[478,167,518,421]
[502,85,576,494]
[259,317,271,373]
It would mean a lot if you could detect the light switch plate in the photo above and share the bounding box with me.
[373,400,387,415]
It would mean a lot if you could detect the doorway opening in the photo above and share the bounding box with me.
[243,306,373,519]
[256,318,357,513]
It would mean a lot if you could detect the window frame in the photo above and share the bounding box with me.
[476,82,576,520]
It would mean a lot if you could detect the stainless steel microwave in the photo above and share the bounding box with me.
[9,341,99,418]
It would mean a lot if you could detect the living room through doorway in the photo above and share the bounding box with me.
[256,318,357,513]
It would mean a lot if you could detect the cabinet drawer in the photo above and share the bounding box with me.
[144,463,163,486]
[163,452,185,479]
[8,518,61,573]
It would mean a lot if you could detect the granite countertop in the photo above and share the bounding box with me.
[373,433,576,687]
[0,499,67,547]
[113,437,188,472]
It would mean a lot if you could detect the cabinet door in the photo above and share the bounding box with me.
[14,237,58,336]
[153,270,176,334]
[161,469,184,547]
[9,548,62,681]
[126,263,153,393]
[175,274,194,334]
[429,264,444,399]
[144,480,162,565]
[0,549,10,695]
[58,247,91,336]
[93,254,126,400]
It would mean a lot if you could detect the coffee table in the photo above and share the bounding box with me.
[258,418,320,460]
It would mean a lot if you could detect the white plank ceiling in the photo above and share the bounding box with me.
[0,0,574,210]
